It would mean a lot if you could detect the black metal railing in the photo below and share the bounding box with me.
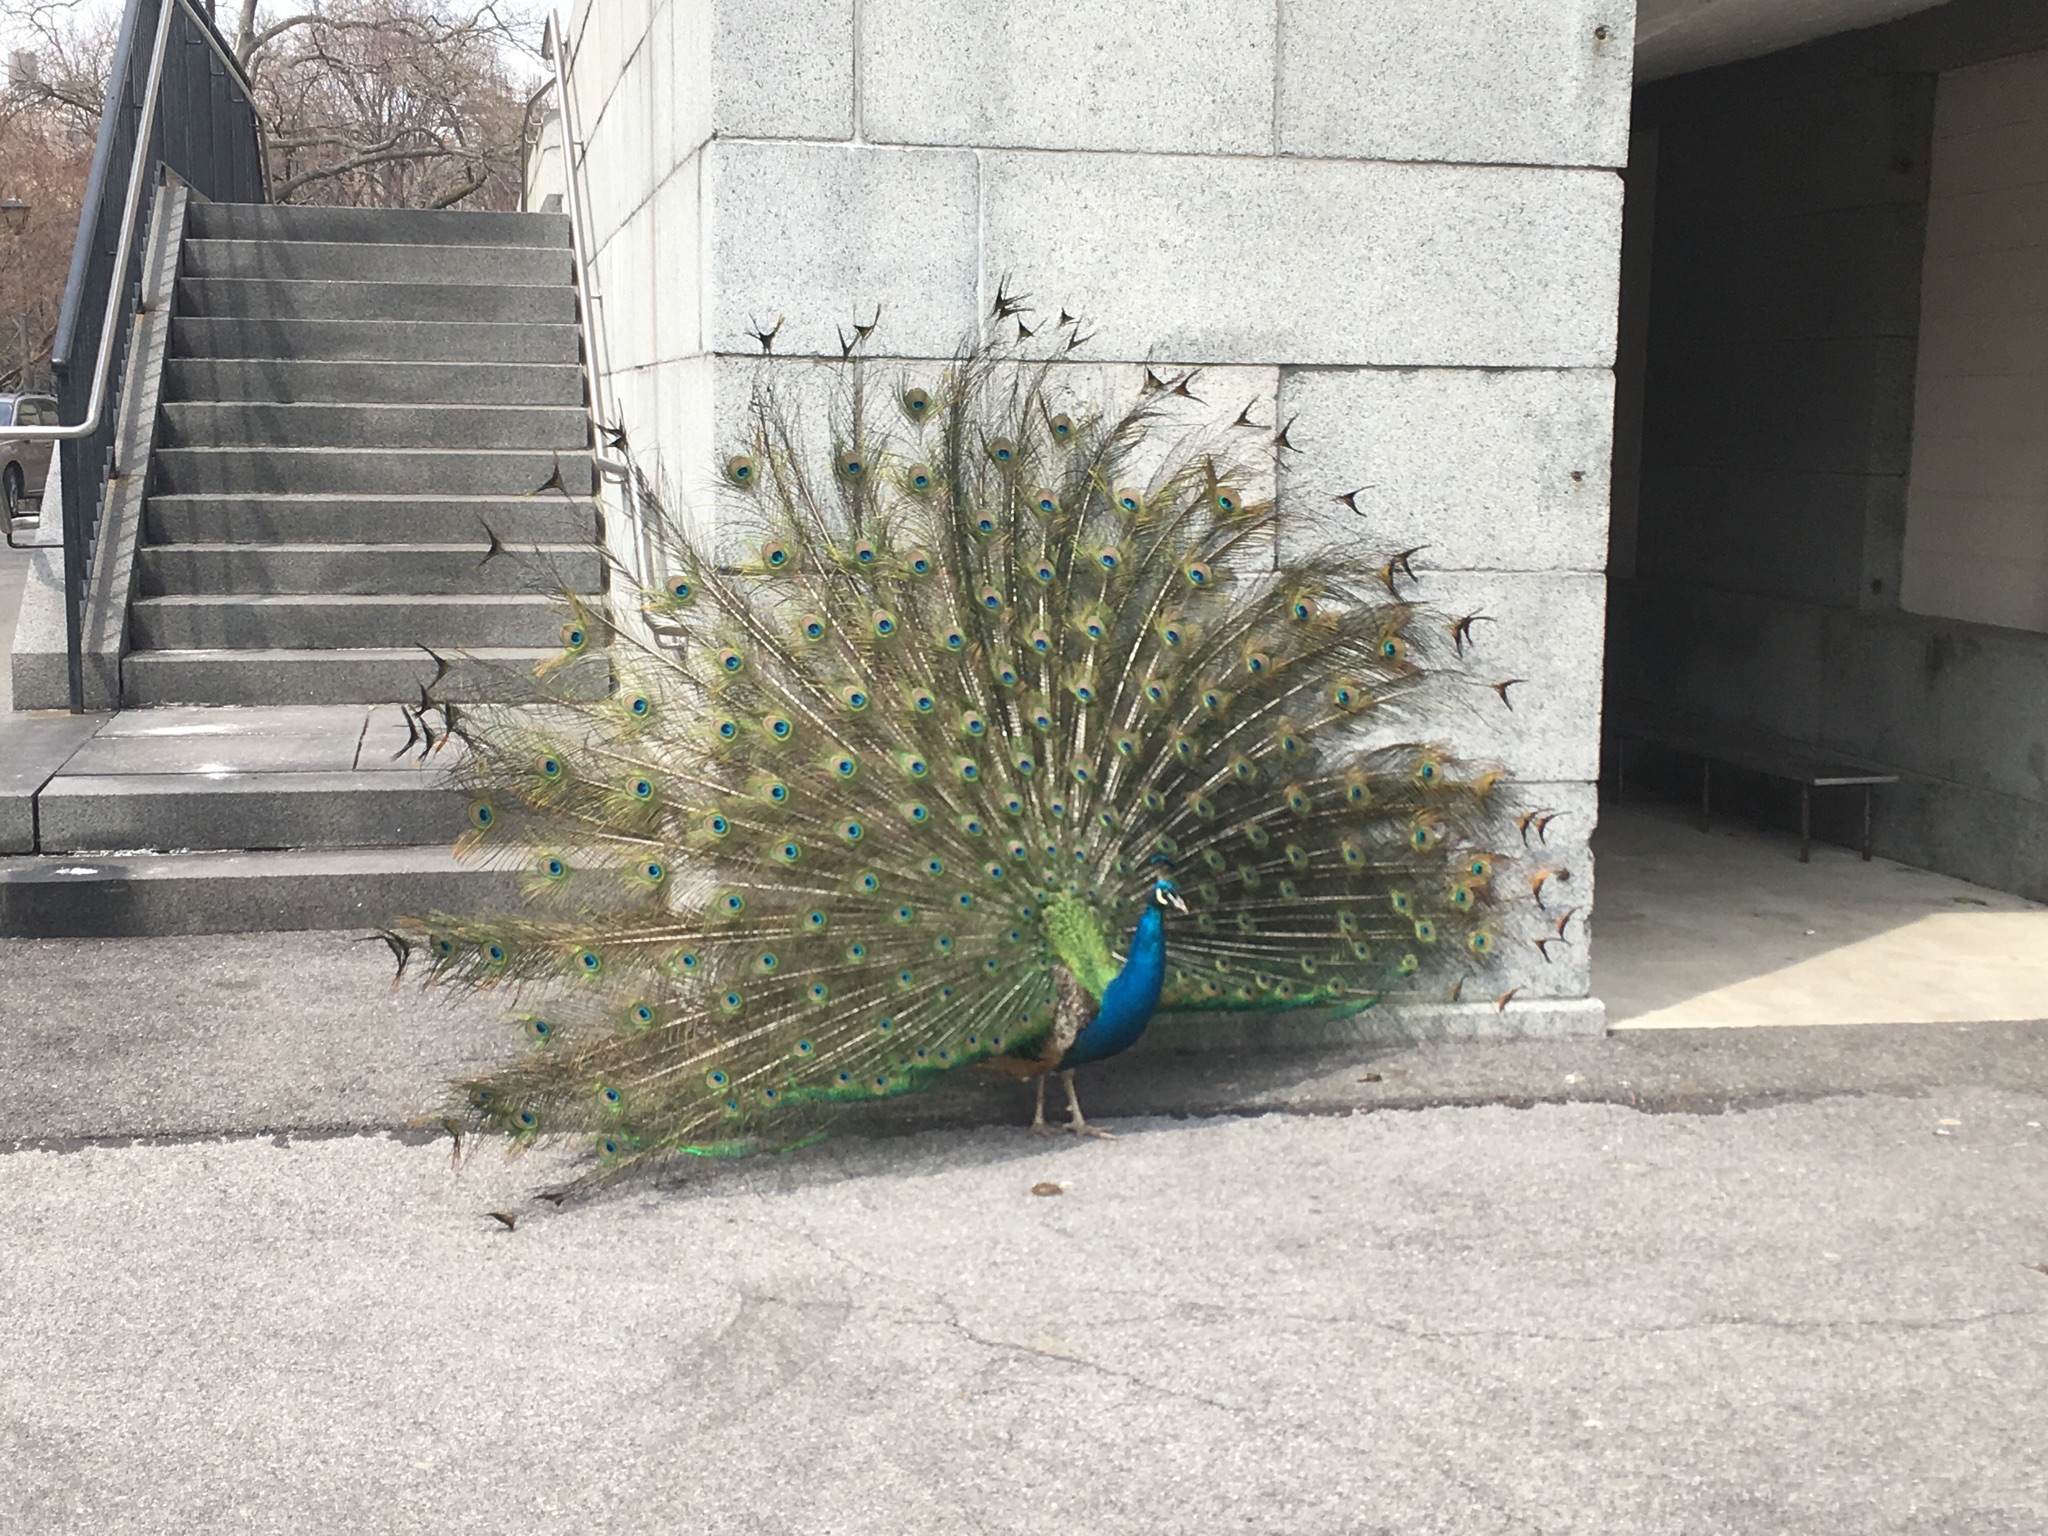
[35,0,265,710]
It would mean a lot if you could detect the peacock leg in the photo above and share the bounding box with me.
[1061,1070,1115,1139]
[1029,1074,1056,1135]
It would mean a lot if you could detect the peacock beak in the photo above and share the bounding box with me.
[1163,889,1189,915]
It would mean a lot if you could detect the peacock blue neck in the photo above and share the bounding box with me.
[1058,904,1168,1069]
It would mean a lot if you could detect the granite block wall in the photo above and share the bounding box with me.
[557,0,1637,1026]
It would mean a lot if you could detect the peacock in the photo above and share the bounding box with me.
[401,315,1528,1185]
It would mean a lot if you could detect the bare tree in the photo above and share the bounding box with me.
[234,0,549,209]
[0,8,112,391]
[4,0,548,211]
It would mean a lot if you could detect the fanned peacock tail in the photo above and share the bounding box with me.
[406,329,1526,1179]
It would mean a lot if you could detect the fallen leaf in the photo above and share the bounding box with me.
[488,1211,517,1231]
[1031,1182,1064,1197]
[1357,1072,1383,1083]
[2026,1262,2048,1277]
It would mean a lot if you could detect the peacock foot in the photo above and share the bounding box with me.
[1068,1120,1116,1140]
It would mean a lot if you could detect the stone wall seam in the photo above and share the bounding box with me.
[706,132,1627,177]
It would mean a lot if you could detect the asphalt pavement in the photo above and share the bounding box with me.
[2,930,2045,1533]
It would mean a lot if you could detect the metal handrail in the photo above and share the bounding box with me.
[541,9,648,588]
[8,0,253,456]
[8,0,267,710]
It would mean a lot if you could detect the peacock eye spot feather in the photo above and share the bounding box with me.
[838,450,866,479]
[925,858,945,876]
[989,437,1016,463]
[640,861,666,883]
[540,856,567,879]
[717,718,739,740]
[467,800,493,830]
[1030,630,1052,653]
[629,779,654,800]
[833,755,857,778]
[843,688,869,712]
[763,782,788,804]
[1049,413,1074,439]
[717,649,744,674]
[855,542,878,565]
[561,625,586,650]
[1115,488,1141,514]
[908,550,933,575]
[526,1017,552,1039]
[1033,563,1055,584]
[1214,486,1240,514]
[721,892,747,914]
[872,611,898,638]
[665,576,694,602]
[942,628,967,651]
[976,516,997,535]
[722,991,744,1012]
[705,814,730,837]
[904,803,930,823]
[981,587,1002,610]
[903,387,931,417]
[760,541,790,569]
[847,942,867,960]
[839,820,864,843]
[909,467,933,493]
[1033,490,1057,514]
[708,1070,729,1088]
[431,935,453,956]
[1184,562,1211,587]
[1096,547,1121,571]
[486,943,506,964]
[857,872,880,892]
[538,756,562,780]
[725,455,756,486]
[575,950,602,974]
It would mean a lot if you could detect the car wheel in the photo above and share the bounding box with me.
[1,464,23,521]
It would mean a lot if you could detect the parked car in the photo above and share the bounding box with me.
[0,393,58,520]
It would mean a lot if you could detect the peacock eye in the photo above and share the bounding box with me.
[725,455,756,486]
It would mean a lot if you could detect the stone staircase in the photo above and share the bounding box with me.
[0,202,606,936]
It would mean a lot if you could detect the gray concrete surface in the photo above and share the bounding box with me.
[1,538,29,714]
[4,919,2048,1531]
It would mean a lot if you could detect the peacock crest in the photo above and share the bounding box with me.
[406,325,1532,1182]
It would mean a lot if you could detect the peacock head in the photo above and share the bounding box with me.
[1144,853,1188,914]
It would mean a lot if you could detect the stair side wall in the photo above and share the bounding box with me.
[11,184,187,711]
